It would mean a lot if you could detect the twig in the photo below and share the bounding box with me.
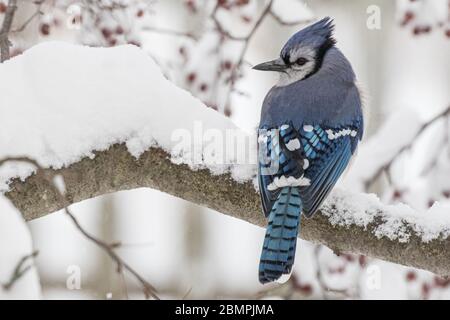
[2,250,39,291]
[0,156,160,300]
[314,245,351,299]
[12,1,45,34]
[269,10,313,26]
[0,0,18,62]
[211,0,311,113]
[365,106,450,190]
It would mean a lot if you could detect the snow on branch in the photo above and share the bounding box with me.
[1,42,450,278]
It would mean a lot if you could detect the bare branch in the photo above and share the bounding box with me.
[211,0,311,113]
[314,245,351,299]
[12,1,44,34]
[0,0,18,62]
[268,9,312,27]
[0,156,159,300]
[365,106,450,190]
[2,250,39,291]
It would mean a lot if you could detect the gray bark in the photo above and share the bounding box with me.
[5,144,450,277]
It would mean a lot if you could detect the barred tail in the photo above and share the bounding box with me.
[258,187,302,284]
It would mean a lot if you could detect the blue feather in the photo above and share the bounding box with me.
[259,187,302,284]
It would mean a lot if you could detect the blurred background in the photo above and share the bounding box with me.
[2,0,449,299]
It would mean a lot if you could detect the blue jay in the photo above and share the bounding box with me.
[253,17,363,284]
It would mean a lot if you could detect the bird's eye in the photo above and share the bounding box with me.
[295,57,308,66]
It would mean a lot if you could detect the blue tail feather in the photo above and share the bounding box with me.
[259,187,302,284]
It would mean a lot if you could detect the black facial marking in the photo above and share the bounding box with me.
[282,53,290,65]
[302,36,336,80]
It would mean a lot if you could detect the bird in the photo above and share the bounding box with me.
[253,17,364,284]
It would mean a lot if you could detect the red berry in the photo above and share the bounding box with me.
[406,271,417,282]
[434,276,450,288]
[0,3,6,13]
[299,284,313,295]
[392,190,403,200]
[40,23,50,36]
[115,26,124,35]
[200,83,208,92]
[108,38,117,46]
[222,60,232,70]
[185,0,196,12]
[421,283,430,299]
[422,26,431,33]
[236,0,249,5]
[343,254,355,262]
[359,255,367,267]
[101,28,112,39]
[401,11,414,26]
[136,9,144,18]
[186,72,196,84]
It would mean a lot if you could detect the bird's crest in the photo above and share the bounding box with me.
[281,17,336,57]
[300,17,335,40]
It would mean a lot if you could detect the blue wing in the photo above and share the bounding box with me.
[258,124,306,217]
[258,121,362,218]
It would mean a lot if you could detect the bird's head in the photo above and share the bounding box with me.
[253,17,336,86]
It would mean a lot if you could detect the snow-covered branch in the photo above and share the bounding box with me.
[2,42,450,281]
[4,143,450,278]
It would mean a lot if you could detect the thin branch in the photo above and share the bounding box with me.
[211,0,311,113]
[2,250,39,291]
[364,106,450,190]
[0,156,160,300]
[314,245,351,299]
[269,10,313,27]
[0,0,18,62]
[12,1,45,34]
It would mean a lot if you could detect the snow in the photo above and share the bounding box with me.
[0,42,257,192]
[271,0,314,24]
[1,41,449,249]
[322,188,450,243]
[0,195,41,299]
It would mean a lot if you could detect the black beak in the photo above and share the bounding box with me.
[252,58,287,72]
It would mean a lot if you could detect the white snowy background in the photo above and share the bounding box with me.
[0,0,449,299]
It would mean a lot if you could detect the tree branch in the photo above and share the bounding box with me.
[4,144,450,278]
[364,106,450,190]
[1,156,159,299]
[2,250,39,291]
[0,0,18,62]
